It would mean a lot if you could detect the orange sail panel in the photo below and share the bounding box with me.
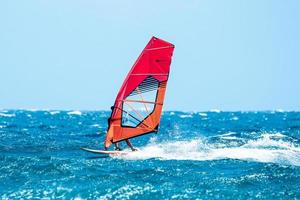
[104,37,175,148]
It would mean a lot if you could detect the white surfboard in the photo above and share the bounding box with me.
[80,147,129,155]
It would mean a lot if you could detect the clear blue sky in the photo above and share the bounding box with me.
[0,1,299,111]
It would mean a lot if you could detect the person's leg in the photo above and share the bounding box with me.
[125,139,137,151]
[114,143,122,151]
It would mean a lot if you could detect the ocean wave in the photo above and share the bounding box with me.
[67,111,82,116]
[1,187,72,199]
[219,136,239,140]
[218,132,237,137]
[231,116,239,121]
[49,111,60,115]
[179,114,193,118]
[0,113,15,117]
[91,124,101,128]
[99,184,155,200]
[116,134,300,166]
[209,109,221,113]
[198,112,208,117]
[1,110,300,199]
[242,133,297,150]
[212,132,240,140]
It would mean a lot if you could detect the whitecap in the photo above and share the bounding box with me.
[242,133,294,150]
[219,132,236,137]
[0,113,15,117]
[26,108,39,112]
[210,109,221,113]
[231,116,239,121]
[179,114,193,118]
[198,112,208,117]
[67,111,82,115]
[49,111,60,115]
[98,184,155,200]
[154,167,165,172]
[212,132,238,140]
[220,136,238,140]
[91,124,101,128]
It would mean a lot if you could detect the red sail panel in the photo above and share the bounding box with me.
[105,36,175,148]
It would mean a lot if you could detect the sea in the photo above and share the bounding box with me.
[0,110,300,199]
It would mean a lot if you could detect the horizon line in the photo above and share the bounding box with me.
[1,108,299,113]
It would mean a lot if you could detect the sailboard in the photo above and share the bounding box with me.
[80,147,128,155]
[81,36,174,154]
[104,36,175,148]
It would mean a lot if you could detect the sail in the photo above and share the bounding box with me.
[104,36,175,148]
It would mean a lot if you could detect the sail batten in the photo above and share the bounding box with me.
[104,36,175,148]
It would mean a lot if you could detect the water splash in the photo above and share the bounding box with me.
[117,133,300,166]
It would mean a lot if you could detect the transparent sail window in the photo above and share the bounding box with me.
[121,76,159,127]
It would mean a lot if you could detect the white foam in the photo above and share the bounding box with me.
[231,116,239,121]
[215,132,239,141]
[98,184,155,200]
[116,135,300,166]
[1,188,55,199]
[26,108,39,111]
[218,132,236,137]
[91,124,101,128]
[67,111,82,115]
[199,112,208,117]
[242,133,296,150]
[0,113,15,117]
[270,132,286,138]
[179,114,193,118]
[49,111,60,115]
[220,136,238,140]
[210,109,221,113]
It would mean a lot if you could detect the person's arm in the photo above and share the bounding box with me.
[125,140,137,151]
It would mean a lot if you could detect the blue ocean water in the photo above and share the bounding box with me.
[1,110,300,199]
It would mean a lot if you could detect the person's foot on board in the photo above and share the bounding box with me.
[115,146,122,151]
